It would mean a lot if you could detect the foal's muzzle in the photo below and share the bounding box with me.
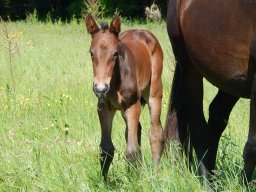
[93,83,110,98]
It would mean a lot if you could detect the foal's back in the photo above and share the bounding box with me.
[120,30,163,92]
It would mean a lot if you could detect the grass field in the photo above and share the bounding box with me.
[0,19,254,191]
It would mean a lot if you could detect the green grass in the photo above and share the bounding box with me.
[0,19,254,191]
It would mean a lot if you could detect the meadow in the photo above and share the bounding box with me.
[0,19,254,191]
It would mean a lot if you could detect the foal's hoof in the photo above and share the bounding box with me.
[126,150,142,167]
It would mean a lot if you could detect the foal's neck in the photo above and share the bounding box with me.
[110,59,121,90]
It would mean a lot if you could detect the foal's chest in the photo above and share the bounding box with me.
[107,90,126,110]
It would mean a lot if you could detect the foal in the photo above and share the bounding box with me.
[85,15,164,180]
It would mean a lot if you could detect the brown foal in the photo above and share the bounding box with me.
[85,15,164,180]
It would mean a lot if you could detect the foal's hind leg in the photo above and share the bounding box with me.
[243,74,256,182]
[148,82,164,164]
[97,101,115,181]
[123,100,142,164]
[207,90,238,173]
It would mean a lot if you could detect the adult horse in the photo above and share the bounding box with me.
[165,0,256,182]
[85,15,164,180]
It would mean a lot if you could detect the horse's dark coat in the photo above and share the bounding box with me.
[166,0,256,182]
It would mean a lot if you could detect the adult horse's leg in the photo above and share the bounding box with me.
[97,100,115,181]
[243,74,256,182]
[123,100,142,164]
[186,72,209,178]
[207,90,239,173]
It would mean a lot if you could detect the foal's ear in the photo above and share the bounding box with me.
[110,15,121,36]
[85,15,99,37]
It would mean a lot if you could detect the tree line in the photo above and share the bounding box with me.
[0,0,167,21]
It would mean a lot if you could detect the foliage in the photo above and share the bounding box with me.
[0,0,166,21]
[83,0,105,18]
[0,17,19,96]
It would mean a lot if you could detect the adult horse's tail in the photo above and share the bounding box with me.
[164,45,191,157]
[164,61,187,142]
[164,0,191,157]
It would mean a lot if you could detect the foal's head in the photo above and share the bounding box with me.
[86,15,121,98]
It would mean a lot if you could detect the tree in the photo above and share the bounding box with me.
[0,0,167,20]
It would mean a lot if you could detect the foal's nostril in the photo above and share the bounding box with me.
[93,83,110,97]
[104,84,110,93]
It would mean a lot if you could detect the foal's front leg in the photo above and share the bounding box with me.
[124,119,142,146]
[123,100,142,164]
[97,100,115,180]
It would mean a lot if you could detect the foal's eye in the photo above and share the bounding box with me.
[113,51,118,60]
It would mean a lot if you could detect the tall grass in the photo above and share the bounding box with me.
[0,19,254,191]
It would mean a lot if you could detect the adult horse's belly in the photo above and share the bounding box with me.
[190,50,253,98]
[180,0,256,98]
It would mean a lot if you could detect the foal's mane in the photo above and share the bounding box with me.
[99,22,109,32]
